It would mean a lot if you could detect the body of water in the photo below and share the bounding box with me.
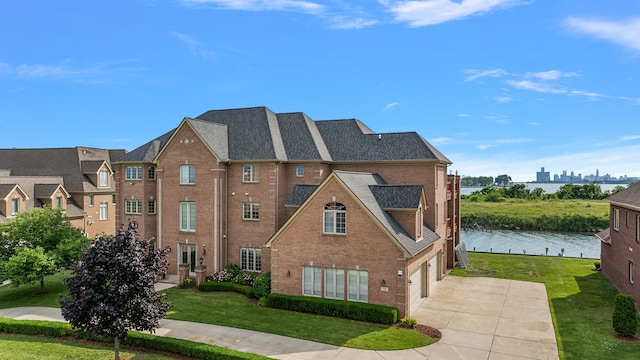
[461,229,600,259]
[461,183,626,196]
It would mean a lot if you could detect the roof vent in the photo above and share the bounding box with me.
[378,134,382,140]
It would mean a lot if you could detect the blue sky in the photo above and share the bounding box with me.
[1,1,639,182]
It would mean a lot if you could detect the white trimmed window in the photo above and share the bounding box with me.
[240,248,262,272]
[637,215,640,243]
[303,266,322,296]
[148,166,156,180]
[614,208,620,231]
[11,198,19,215]
[180,201,196,232]
[180,165,195,185]
[243,202,259,220]
[56,196,63,208]
[148,200,156,215]
[243,165,259,183]
[99,170,109,187]
[348,270,368,302]
[325,268,345,299]
[630,261,634,284]
[323,202,346,234]
[125,199,142,214]
[296,165,304,177]
[99,202,108,220]
[125,166,143,180]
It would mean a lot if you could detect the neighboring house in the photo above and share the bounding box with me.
[113,106,460,317]
[600,182,640,311]
[0,147,126,237]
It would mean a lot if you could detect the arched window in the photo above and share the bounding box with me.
[324,202,346,234]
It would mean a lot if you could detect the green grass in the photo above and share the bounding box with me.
[461,198,609,219]
[0,333,178,359]
[163,289,435,350]
[0,273,436,350]
[451,253,640,360]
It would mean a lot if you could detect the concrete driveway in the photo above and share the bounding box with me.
[412,276,559,360]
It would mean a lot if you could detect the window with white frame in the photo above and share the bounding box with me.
[99,170,109,187]
[11,198,19,215]
[180,164,195,185]
[240,248,262,271]
[125,166,143,180]
[637,215,640,243]
[243,165,259,183]
[348,270,368,302]
[148,166,156,180]
[56,196,62,208]
[614,208,620,231]
[180,201,196,232]
[325,268,344,299]
[303,266,322,296]
[99,202,108,220]
[323,202,346,234]
[296,165,304,177]
[242,202,259,220]
[148,200,156,215]
[125,199,142,214]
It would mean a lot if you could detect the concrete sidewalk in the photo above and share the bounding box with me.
[0,276,559,360]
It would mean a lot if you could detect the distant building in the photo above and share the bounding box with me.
[536,167,550,182]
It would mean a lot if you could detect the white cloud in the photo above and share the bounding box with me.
[464,68,507,82]
[457,113,471,117]
[383,0,527,27]
[181,0,324,14]
[565,17,640,52]
[0,59,143,83]
[506,79,567,94]
[170,32,217,60]
[493,96,512,103]
[525,70,577,80]
[383,102,400,111]
[621,135,640,141]
[430,137,452,144]
[477,144,495,150]
[330,16,378,29]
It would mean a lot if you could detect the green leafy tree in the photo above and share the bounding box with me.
[495,174,512,187]
[61,221,171,360]
[503,184,529,199]
[4,246,56,293]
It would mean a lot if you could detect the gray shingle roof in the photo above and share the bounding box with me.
[116,130,175,163]
[370,185,424,209]
[186,118,229,160]
[34,184,63,198]
[81,160,106,174]
[606,182,640,211]
[333,171,439,255]
[276,112,332,161]
[286,184,320,206]
[0,184,18,199]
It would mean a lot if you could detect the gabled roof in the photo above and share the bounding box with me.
[0,147,123,192]
[606,182,640,211]
[270,170,439,257]
[595,228,611,244]
[81,160,111,174]
[0,184,28,200]
[115,106,451,166]
[34,184,70,199]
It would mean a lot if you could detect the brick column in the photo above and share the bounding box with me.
[178,264,190,282]
[194,266,207,286]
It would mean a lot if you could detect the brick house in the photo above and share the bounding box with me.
[599,182,640,310]
[0,147,125,237]
[113,106,460,316]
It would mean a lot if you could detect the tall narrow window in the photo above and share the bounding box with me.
[89,194,94,206]
[99,170,109,187]
[243,165,259,183]
[112,194,116,204]
[148,200,156,215]
[240,248,262,271]
[56,196,63,208]
[303,266,322,296]
[99,202,108,220]
[180,165,195,184]
[180,201,196,232]
[324,202,346,234]
[242,202,259,220]
[11,198,19,215]
[630,261,634,284]
[125,199,142,214]
[614,208,620,231]
[148,166,156,180]
[325,268,345,299]
[125,166,142,180]
[348,270,368,302]
[296,165,304,177]
[637,215,640,243]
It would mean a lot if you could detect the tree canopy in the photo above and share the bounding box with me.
[60,221,171,360]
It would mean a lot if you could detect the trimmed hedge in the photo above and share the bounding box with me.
[0,317,269,360]
[198,281,254,298]
[265,293,398,325]
[612,294,638,338]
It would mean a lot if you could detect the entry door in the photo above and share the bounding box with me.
[410,265,424,313]
[428,254,439,295]
[180,244,197,274]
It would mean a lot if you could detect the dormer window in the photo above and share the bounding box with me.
[323,202,346,234]
[99,170,109,187]
[11,198,19,215]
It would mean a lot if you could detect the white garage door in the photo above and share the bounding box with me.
[428,254,439,295]
[409,266,424,313]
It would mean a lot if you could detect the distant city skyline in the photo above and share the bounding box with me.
[534,167,638,184]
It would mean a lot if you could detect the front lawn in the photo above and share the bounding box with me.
[451,253,640,360]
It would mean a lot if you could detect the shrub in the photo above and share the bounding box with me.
[398,316,417,329]
[179,277,195,288]
[612,294,638,338]
[198,281,255,298]
[252,272,271,298]
[0,318,73,337]
[264,293,397,324]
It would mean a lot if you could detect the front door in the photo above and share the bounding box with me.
[180,244,197,274]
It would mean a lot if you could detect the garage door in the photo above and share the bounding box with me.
[409,265,424,313]
[428,254,439,295]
